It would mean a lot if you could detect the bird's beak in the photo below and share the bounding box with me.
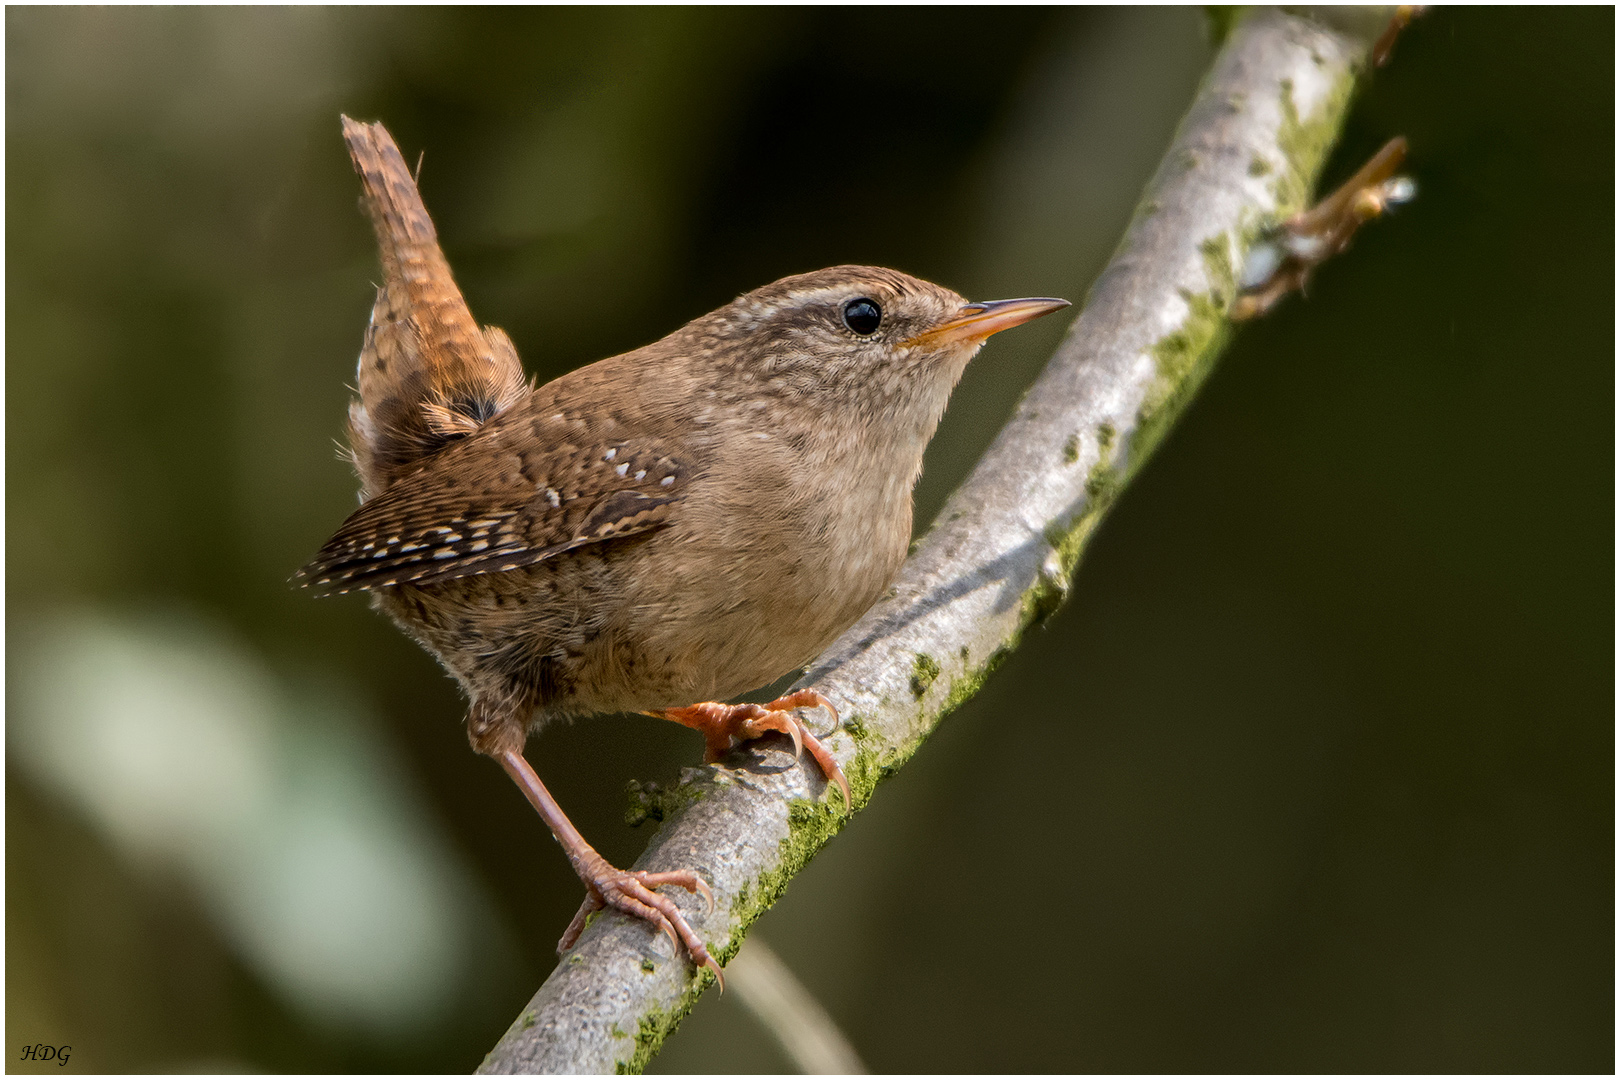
[904,297,1071,349]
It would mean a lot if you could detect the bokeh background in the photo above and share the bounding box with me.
[7,6,1612,1073]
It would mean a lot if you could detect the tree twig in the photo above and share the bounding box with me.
[726,936,867,1074]
[479,8,1394,1073]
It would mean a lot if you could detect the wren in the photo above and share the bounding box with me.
[300,118,1068,981]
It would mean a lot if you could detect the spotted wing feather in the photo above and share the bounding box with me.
[299,410,690,594]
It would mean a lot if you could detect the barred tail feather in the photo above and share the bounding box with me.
[340,116,528,498]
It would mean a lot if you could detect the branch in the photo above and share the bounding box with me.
[479,8,1394,1073]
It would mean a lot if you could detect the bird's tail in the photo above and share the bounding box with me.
[339,116,528,499]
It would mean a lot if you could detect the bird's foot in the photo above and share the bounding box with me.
[655,691,851,808]
[559,856,723,988]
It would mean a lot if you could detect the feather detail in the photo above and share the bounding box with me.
[298,408,691,594]
[341,117,528,499]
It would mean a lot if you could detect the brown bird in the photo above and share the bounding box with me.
[300,117,1068,982]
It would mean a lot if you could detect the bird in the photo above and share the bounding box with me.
[300,117,1068,983]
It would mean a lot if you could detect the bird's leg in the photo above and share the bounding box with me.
[492,748,721,985]
[652,690,851,808]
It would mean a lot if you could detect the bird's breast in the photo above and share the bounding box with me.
[595,422,920,708]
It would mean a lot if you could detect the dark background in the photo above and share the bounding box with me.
[7,7,1612,1073]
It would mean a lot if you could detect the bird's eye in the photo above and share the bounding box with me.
[842,297,883,336]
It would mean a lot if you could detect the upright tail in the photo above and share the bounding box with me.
[340,116,529,499]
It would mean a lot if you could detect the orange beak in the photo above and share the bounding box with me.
[903,296,1071,349]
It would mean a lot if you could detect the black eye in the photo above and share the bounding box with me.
[842,297,882,335]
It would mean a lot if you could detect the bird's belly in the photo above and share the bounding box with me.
[371,556,612,710]
[575,509,908,712]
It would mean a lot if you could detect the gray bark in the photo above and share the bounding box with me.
[479,8,1391,1073]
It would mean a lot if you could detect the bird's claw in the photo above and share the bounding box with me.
[768,689,839,738]
[704,955,726,993]
[676,693,850,809]
[557,862,721,984]
[684,871,715,916]
[760,691,851,809]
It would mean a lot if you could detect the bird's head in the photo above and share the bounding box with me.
[692,266,1068,432]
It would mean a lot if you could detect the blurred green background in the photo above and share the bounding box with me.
[7,6,1612,1073]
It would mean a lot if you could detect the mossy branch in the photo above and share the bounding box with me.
[479,8,1391,1073]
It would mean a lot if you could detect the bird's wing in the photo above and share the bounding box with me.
[297,408,692,594]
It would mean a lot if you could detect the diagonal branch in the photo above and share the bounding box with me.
[480,8,1395,1073]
